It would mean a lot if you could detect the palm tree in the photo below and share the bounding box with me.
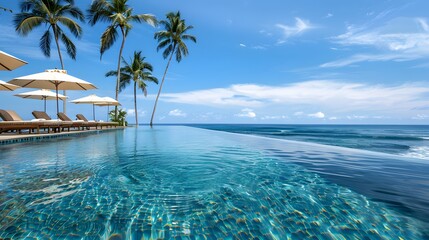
[106,51,158,126]
[109,108,127,126]
[14,0,84,113]
[88,0,157,118]
[14,0,84,67]
[149,11,196,126]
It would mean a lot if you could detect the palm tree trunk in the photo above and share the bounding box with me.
[115,27,126,119]
[53,25,65,116]
[134,81,138,127]
[150,48,175,127]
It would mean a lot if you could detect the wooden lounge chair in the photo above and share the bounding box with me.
[76,114,118,129]
[0,109,61,134]
[57,112,88,130]
[0,109,41,134]
[32,111,72,132]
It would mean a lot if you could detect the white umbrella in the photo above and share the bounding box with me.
[8,69,97,115]
[94,97,120,106]
[0,50,27,71]
[15,89,67,112]
[94,96,121,121]
[70,94,106,121]
[0,80,20,91]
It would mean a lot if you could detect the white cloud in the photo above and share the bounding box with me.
[308,112,325,118]
[125,109,146,117]
[160,80,429,116]
[294,111,304,116]
[235,108,256,118]
[321,53,408,68]
[276,17,313,42]
[126,109,135,116]
[252,45,267,50]
[325,13,333,18]
[347,115,368,120]
[239,43,246,47]
[261,115,288,120]
[329,117,338,120]
[323,17,429,67]
[168,109,187,117]
[412,114,429,120]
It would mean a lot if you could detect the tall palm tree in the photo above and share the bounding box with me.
[14,0,84,113]
[106,51,158,126]
[88,0,156,118]
[149,11,196,126]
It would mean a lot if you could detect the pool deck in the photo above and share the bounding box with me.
[0,127,126,145]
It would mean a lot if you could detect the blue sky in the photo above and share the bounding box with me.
[1,0,429,124]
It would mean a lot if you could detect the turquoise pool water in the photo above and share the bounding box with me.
[0,126,428,239]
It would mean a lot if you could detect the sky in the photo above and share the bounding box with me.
[1,0,429,124]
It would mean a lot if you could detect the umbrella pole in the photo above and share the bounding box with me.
[107,105,110,122]
[56,84,59,116]
[93,103,95,121]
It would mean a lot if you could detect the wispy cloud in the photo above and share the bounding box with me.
[261,115,288,120]
[323,17,429,67]
[168,109,187,117]
[235,108,256,118]
[159,80,429,116]
[125,109,145,117]
[276,17,314,43]
[308,112,325,118]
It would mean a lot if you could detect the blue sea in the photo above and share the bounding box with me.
[191,124,429,160]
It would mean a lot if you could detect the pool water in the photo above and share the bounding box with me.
[0,126,428,239]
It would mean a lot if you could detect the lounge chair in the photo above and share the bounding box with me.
[32,111,72,132]
[0,110,40,134]
[57,112,88,130]
[0,109,61,134]
[76,114,118,129]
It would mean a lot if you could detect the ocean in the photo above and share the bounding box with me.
[190,124,429,160]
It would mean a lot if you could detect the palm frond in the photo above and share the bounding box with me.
[57,17,83,38]
[59,30,77,59]
[19,0,36,12]
[60,4,84,22]
[87,0,110,25]
[162,44,174,59]
[14,14,45,36]
[131,14,157,27]
[105,70,118,77]
[175,47,182,62]
[182,34,197,43]
[100,25,118,57]
[156,39,171,52]
[144,75,158,84]
[39,29,51,57]
[119,75,131,92]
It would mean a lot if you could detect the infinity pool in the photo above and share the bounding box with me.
[0,126,428,239]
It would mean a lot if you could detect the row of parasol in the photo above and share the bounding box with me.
[0,50,119,120]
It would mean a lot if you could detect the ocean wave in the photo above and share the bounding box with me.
[402,146,429,160]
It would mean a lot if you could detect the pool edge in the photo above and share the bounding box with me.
[0,127,126,145]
